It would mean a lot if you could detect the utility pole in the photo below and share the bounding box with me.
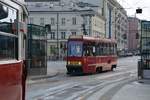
[56,12,59,60]
[81,10,95,36]
[89,15,92,36]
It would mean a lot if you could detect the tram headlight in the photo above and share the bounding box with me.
[78,61,82,65]
[68,61,71,65]
[67,61,82,65]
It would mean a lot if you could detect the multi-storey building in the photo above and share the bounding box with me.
[127,17,141,52]
[103,0,128,52]
[26,0,105,60]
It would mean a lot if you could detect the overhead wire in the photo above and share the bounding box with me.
[134,0,143,5]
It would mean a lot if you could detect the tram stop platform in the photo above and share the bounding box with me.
[112,79,150,100]
[26,61,66,84]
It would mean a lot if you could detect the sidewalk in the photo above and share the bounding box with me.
[26,61,66,84]
[112,79,150,100]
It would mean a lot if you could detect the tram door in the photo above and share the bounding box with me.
[27,24,47,76]
[139,21,150,79]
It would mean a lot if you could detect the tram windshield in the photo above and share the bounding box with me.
[68,41,83,57]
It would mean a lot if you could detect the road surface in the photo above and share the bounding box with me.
[26,56,139,100]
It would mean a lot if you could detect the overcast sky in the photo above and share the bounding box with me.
[117,0,150,20]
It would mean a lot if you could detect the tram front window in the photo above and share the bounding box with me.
[68,41,83,57]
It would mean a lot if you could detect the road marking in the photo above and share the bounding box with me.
[27,82,78,99]
[96,70,136,80]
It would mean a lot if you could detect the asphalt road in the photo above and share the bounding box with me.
[26,56,139,100]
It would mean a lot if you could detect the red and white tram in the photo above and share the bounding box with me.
[0,0,28,100]
[66,35,117,74]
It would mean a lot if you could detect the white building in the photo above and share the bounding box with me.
[69,0,128,53]
[103,0,128,52]
[26,1,105,60]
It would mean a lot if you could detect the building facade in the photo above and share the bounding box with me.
[103,0,128,53]
[26,1,105,60]
[127,17,141,52]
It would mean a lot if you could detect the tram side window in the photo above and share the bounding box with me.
[106,44,109,55]
[105,43,110,55]
[0,3,18,35]
[96,44,100,56]
[103,43,106,55]
[83,44,95,56]
[0,35,17,60]
[113,44,116,54]
[109,44,112,55]
[112,44,114,55]
[115,44,117,54]
[99,43,104,56]
[108,44,110,55]
[105,44,109,55]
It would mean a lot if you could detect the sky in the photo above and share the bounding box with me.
[117,0,150,20]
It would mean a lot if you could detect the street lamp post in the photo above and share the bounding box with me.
[89,15,93,36]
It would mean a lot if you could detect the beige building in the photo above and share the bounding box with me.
[26,1,105,60]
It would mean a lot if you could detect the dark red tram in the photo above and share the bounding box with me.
[66,35,117,74]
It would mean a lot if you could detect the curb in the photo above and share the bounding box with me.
[26,72,59,84]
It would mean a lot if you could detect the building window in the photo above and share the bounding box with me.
[50,45,56,54]
[84,17,88,25]
[72,17,76,25]
[40,18,44,26]
[51,32,55,39]
[61,32,66,39]
[61,18,66,25]
[29,17,34,24]
[51,18,55,25]
[72,32,76,35]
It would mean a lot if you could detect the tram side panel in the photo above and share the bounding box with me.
[0,61,24,100]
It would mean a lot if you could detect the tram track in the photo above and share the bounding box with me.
[27,56,139,100]
[80,76,136,100]
[29,69,136,100]
[69,71,136,100]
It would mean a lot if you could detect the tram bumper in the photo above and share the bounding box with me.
[66,65,83,74]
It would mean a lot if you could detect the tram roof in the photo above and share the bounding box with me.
[68,35,116,44]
